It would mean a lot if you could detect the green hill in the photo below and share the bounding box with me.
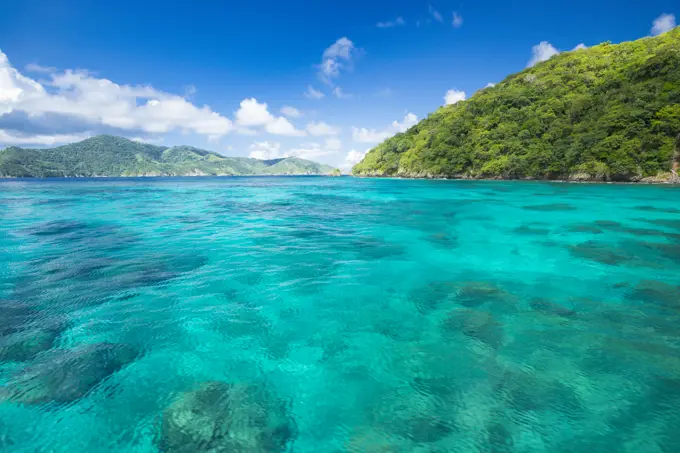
[0,135,335,177]
[353,28,680,182]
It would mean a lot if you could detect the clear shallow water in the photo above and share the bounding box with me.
[0,177,679,453]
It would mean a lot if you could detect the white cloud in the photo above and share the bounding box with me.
[234,97,305,136]
[444,89,466,105]
[651,13,676,35]
[235,98,274,126]
[345,149,367,167]
[288,141,335,160]
[265,116,306,136]
[305,85,325,99]
[249,141,282,160]
[527,41,560,67]
[307,121,340,136]
[572,43,588,51]
[391,112,418,132]
[332,86,352,99]
[325,137,342,151]
[280,106,301,118]
[429,5,443,23]
[249,137,342,162]
[377,17,406,28]
[485,82,496,88]
[352,127,392,143]
[0,130,90,146]
[319,37,356,84]
[236,127,257,136]
[452,12,463,28]
[24,63,56,73]
[0,49,233,142]
[352,112,418,143]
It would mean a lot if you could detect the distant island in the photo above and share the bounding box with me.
[353,28,680,183]
[0,135,336,177]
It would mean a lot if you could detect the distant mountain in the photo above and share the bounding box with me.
[0,135,336,177]
[353,28,680,182]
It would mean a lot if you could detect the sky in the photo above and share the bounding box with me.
[0,0,677,169]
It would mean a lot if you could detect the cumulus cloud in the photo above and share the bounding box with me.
[444,89,466,105]
[235,98,305,136]
[527,41,560,67]
[651,13,676,35]
[352,112,418,143]
[429,5,443,23]
[319,37,356,84]
[305,85,325,99]
[325,137,342,151]
[0,49,233,145]
[307,121,340,136]
[248,138,342,162]
[345,149,367,167]
[249,141,282,160]
[280,106,301,118]
[0,130,90,146]
[289,139,339,160]
[452,12,463,28]
[377,17,406,28]
[235,98,274,126]
[485,82,496,88]
[572,43,588,51]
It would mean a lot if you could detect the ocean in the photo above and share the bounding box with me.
[0,176,679,452]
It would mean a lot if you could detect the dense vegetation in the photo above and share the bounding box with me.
[353,28,680,182]
[0,135,334,177]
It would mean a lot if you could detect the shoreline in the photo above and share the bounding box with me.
[351,174,679,186]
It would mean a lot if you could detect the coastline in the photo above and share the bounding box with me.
[351,173,680,185]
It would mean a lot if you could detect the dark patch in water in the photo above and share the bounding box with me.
[644,219,680,231]
[523,203,576,212]
[635,205,680,214]
[442,308,504,349]
[569,241,631,266]
[1,343,138,405]
[409,281,457,314]
[514,225,551,235]
[158,381,296,453]
[529,298,576,318]
[0,323,64,363]
[566,224,604,234]
[627,280,680,309]
[426,232,458,248]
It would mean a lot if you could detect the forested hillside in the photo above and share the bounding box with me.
[0,135,335,177]
[353,28,680,182]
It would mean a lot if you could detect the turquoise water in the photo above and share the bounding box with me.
[0,177,679,452]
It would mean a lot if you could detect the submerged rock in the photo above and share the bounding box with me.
[0,343,138,405]
[455,281,516,310]
[159,381,296,453]
[628,280,680,309]
[569,241,632,266]
[0,324,63,362]
[0,303,35,336]
[529,298,576,318]
[442,308,504,349]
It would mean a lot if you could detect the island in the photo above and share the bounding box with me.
[353,28,680,183]
[0,135,336,177]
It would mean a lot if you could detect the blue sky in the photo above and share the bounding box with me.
[0,0,677,168]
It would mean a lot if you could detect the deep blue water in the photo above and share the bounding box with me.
[0,176,679,452]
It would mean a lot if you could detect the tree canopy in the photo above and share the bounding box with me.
[353,28,680,182]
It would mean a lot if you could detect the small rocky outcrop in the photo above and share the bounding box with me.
[159,381,296,453]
